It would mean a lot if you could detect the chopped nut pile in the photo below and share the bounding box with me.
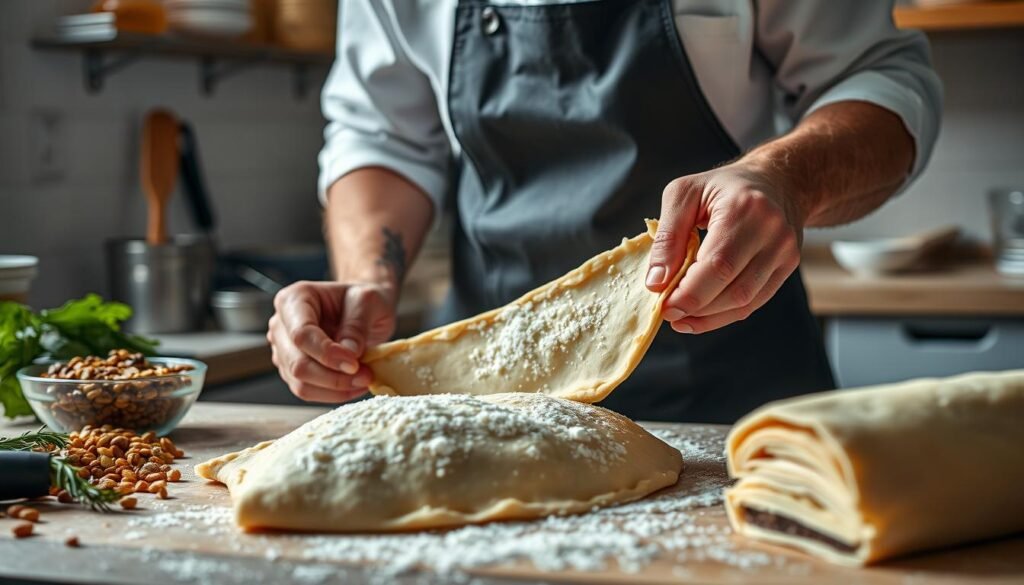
[39,350,195,430]
[63,425,185,498]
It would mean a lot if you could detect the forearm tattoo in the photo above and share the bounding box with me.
[377,227,407,285]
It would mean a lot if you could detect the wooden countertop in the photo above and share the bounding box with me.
[2,402,1022,585]
[801,246,1024,317]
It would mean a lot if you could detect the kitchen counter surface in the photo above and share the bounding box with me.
[2,402,1023,585]
[152,331,273,386]
[801,245,1024,317]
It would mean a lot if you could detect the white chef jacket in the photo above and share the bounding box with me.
[318,0,943,213]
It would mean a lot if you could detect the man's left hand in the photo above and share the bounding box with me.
[645,162,805,334]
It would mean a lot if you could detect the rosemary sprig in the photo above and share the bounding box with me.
[0,426,69,452]
[49,457,120,511]
[0,427,120,511]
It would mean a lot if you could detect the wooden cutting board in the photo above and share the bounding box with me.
[1,402,1022,585]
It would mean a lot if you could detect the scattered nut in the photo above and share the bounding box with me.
[12,522,33,538]
[119,497,137,510]
[65,535,80,547]
[6,505,25,518]
[17,508,39,523]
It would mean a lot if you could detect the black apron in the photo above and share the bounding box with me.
[440,0,835,423]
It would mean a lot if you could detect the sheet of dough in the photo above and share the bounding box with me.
[196,392,683,532]
[363,220,699,403]
[724,370,1024,566]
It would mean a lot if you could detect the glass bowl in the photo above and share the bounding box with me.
[16,357,206,436]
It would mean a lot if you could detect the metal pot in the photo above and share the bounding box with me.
[106,235,214,333]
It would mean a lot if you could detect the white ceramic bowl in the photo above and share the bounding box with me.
[168,6,252,37]
[830,240,921,276]
[0,255,39,301]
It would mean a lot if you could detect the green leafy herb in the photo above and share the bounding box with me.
[50,456,121,511]
[0,427,120,511]
[0,294,158,418]
[0,426,68,451]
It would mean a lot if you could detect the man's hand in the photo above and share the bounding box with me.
[268,281,396,403]
[645,162,803,334]
[645,102,917,335]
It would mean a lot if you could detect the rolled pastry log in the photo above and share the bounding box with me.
[725,370,1024,566]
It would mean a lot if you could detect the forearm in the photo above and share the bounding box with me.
[741,100,915,228]
[325,167,434,298]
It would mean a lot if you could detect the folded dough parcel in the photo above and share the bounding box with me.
[725,370,1024,566]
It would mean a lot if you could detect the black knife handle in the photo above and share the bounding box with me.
[0,451,51,501]
[178,121,216,233]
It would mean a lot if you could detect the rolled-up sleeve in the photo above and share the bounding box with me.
[755,0,943,184]
[318,0,450,209]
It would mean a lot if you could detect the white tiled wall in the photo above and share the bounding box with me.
[0,0,328,309]
[805,32,1024,244]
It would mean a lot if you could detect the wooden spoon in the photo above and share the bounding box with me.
[142,109,180,246]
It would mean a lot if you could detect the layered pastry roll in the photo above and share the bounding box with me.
[725,370,1024,566]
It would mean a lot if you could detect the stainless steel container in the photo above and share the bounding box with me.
[211,288,275,333]
[106,236,214,333]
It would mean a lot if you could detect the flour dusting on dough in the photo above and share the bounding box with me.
[296,393,629,480]
[468,292,610,387]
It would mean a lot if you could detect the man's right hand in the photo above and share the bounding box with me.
[268,281,397,403]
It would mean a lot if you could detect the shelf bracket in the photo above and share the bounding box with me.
[292,64,310,100]
[83,49,140,93]
[199,56,262,96]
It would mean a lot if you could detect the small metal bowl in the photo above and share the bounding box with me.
[211,288,275,333]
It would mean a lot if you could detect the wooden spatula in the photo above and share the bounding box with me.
[142,109,180,246]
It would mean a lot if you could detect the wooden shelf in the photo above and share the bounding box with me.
[894,1,1024,31]
[32,31,333,97]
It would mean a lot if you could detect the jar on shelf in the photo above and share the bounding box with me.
[273,0,336,53]
[91,0,168,35]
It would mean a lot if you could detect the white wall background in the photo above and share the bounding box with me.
[0,0,328,309]
[2,1,1022,310]
[805,30,1024,244]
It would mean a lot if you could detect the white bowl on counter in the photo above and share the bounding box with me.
[0,255,39,302]
[829,226,960,277]
[830,239,922,276]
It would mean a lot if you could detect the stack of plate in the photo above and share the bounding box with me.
[995,242,1024,276]
[990,189,1024,277]
[164,0,253,38]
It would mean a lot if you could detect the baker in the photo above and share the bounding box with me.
[268,1,942,423]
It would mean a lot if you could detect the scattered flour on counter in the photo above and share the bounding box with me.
[290,564,339,585]
[140,546,271,585]
[127,502,234,535]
